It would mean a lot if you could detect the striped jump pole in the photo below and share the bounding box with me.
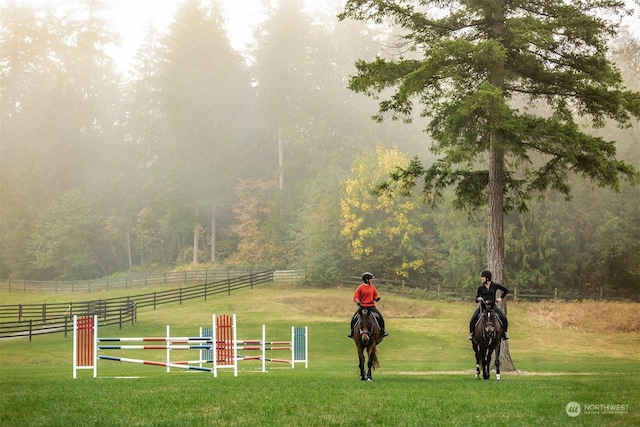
[163,325,214,372]
[98,327,215,374]
[99,345,211,350]
[98,355,213,372]
[261,325,308,369]
[73,315,97,378]
[234,324,308,372]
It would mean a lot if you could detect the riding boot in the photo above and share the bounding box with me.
[379,318,388,337]
[468,317,476,340]
[502,316,509,340]
[347,316,356,338]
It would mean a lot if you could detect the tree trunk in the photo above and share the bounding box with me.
[193,224,199,264]
[210,203,216,263]
[488,145,515,371]
[487,1,515,372]
[278,124,284,190]
[497,297,515,371]
[126,227,132,269]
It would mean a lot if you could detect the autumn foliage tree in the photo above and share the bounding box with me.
[340,146,444,281]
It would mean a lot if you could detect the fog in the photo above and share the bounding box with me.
[1,0,638,294]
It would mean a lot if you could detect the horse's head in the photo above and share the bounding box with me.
[357,307,373,344]
[479,302,497,339]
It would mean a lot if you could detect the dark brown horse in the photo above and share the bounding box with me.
[472,300,503,381]
[352,306,384,381]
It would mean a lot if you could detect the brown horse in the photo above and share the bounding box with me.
[352,306,384,381]
[472,300,503,381]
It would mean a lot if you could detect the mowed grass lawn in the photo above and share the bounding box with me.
[1,284,638,426]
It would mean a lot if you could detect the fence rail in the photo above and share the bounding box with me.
[341,278,639,302]
[0,270,275,341]
[0,301,137,342]
[0,268,263,293]
[3,272,636,341]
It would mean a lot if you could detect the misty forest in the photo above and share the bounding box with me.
[1,0,639,297]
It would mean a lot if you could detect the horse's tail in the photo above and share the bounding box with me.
[370,347,379,370]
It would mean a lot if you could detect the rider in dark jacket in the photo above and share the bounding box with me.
[468,270,510,340]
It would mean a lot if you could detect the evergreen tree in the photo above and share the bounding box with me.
[153,0,252,264]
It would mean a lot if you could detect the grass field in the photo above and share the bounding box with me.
[1,284,638,426]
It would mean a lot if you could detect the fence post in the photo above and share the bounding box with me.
[513,287,518,303]
[179,288,183,305]
[554,288,558,301]
[153,292,157,310]
[29,319,33,342]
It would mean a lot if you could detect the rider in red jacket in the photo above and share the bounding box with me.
[347,272,388,338]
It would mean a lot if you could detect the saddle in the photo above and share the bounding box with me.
[474,313,504,329]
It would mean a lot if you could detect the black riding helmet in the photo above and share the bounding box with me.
[480,270,492,281]
[362,272,374,282]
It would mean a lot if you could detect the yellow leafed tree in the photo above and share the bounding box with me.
[340,146,442,281]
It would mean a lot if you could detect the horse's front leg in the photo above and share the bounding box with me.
[358,350,366,381]
[366,348,373,382]
[472,342,481,379]
[483,347,492,380]
[494,343,501,382]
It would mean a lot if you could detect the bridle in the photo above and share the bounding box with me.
[358,308,372,343]
[482,310,497,339]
